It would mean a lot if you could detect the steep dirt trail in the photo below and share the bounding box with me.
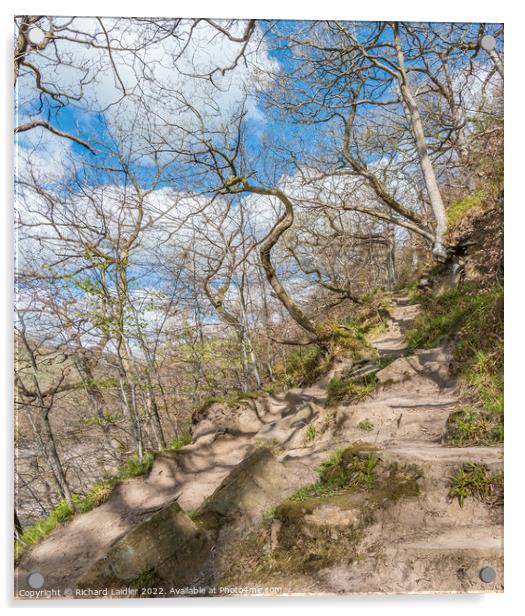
[15,376,329,594]
[248,296,503,594]
[15,295,503,596]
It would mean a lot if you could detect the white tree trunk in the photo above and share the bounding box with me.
[394,25,448,261]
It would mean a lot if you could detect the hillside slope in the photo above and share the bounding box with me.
[15,295,503,597]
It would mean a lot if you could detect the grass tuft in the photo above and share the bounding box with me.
[326,375,377,407]
[164,433,192,452]
[357,419,375,432]
[449,462,503,508]
[304,423,317,443]
[289,446,379,501]
[407,282,503,445]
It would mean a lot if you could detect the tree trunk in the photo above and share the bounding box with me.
[41,411,74,507]
[237,181,318,337]
[146,384,167,449]
[15,509,23,539]
[394,24,448,261]
[119,376,144,462]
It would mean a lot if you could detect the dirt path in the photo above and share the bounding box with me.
[15,295,503,596]
[272,297,503,593]
[15,379,330,594]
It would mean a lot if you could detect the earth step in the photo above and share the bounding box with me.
[399,526,503,555]
[371,336,408,357]
[325,526,503,594]
[376,351,454,388]
[382,446,503,466]
[394,526,504,591]
[378,395,457,408]
[334,402,453,445]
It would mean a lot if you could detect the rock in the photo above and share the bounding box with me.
[376,350,453,388]
[376,357,418,384]
[199,448,315,532]
[191,399,267,440]
[289,403,318,429]
[76,500,210,590]
[256,402,319,447]
[270,519,282,551]
[303,505,359,529]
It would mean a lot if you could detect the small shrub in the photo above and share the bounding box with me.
[273,346,326,388]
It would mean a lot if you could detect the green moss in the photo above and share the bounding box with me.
[219,500,364,586]
[446,189,486,230]
[287,446,421,505]
[449,463,503,508]
[217,451,421,587]
[289,446,378,501]
[377,461,421,501]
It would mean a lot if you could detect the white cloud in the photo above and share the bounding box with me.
[15,17,277,138]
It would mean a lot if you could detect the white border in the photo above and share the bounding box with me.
[2,2,523,614]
